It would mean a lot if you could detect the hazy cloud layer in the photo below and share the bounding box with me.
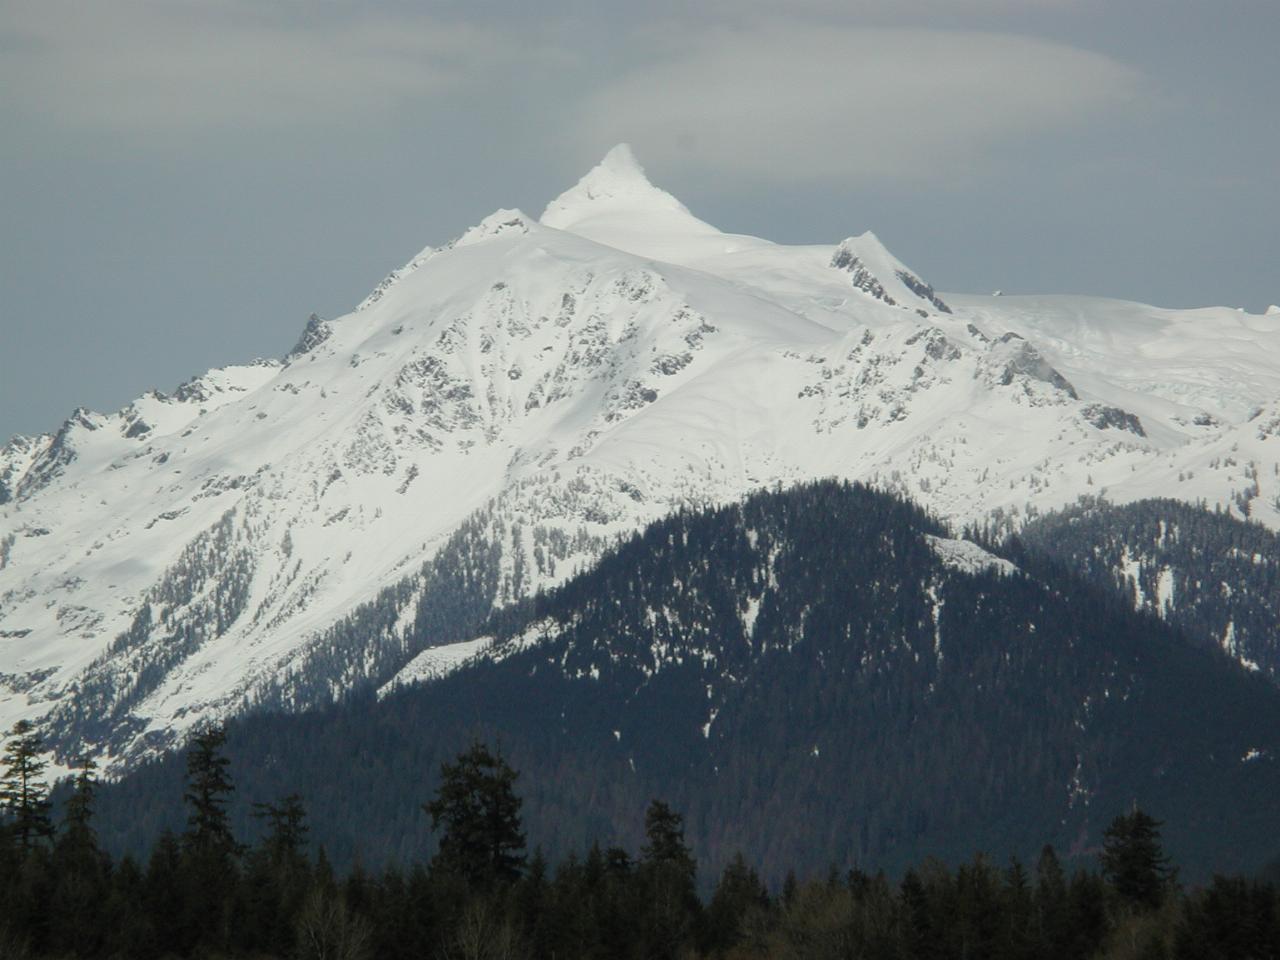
[0,1,559,129]
[573,25,1148,183]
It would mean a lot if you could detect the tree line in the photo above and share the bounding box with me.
[71,482,1280,883]
[2,722,1278,959]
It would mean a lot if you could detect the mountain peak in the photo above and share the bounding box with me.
[541,144,698,230]
[589,143,649,186]
[831,231,952,315]
[836,230,892,262]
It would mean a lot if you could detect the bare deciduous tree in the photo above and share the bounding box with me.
[294,889,372,960]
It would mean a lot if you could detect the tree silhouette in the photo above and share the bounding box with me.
[183,725,239,856]
[639,799,700,959]
[425,741,525,886]
[58,753,103,869]
[0,719,52,851]
[253,793,309,863]
[1101,807,1175,909]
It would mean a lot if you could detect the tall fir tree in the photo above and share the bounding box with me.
[242,794,312,956]
[253,793,309,864]
[182,724,239,857]
[639,799,700,960]
[0,719,53,851]
[51,755,109,957]
[1100,807,1175,909]
[705,851,770,954]
[60,754,99,857]
[1034,844,1070,958]
[425,741,526,887]
[180,724,241,955]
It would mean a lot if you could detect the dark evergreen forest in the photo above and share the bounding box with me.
[80,482,1280,886]
[1013,496,1280,683]
[4,730,1279,960]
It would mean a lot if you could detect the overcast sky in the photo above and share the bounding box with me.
[2,0,1277,442]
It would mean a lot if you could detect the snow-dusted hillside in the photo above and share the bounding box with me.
[2,144,1278,768]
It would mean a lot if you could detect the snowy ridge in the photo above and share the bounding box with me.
[831,232,952,317]
[925,536,1018,577]
[378,636,493,697]
[2,145,1280,768]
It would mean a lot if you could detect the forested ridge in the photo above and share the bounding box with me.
[4,732,1279,960]
[1012,496,1280,682]
[83,482,1280,883]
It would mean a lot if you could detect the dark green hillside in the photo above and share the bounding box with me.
[90,481,1280,882]
[1014,497,1280,682]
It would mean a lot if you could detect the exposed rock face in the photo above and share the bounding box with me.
[831,232,952,316]
[1081,403,1146,436]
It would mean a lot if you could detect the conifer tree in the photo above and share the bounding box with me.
[180,724,241,955]
[1034,844,1069,956]
[639,799,700,960]
[899,868,936,959]
[706,851,769,954]
[1100,807,1175,909]
[51,755,109,958]
[253,793,309,863]
[244,794,311,956]
[60,754,99,854]
[641,799,695,871]
[425,741,526,886]
[55,753,106,879]
[1002,857,1035,959]
[183,724,239,857]
[1066,869,1110,957]
[0,719,53,851]
[146,830,188,954]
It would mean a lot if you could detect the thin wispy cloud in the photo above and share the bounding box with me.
[571,25,1149,184]
[2,3,1146,187]
[0,0,561,130]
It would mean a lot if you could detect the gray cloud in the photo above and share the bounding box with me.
[693,0,1080,25]
[571,25,1149,183]
[0,0,562,129]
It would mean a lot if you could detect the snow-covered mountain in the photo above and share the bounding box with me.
[2,144,1279,768]
[89,481,1280,880]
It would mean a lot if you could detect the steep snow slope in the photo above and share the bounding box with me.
[2,145,1278,767]
[92,482,1280,880]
